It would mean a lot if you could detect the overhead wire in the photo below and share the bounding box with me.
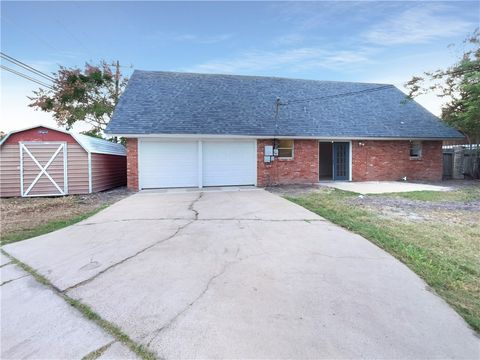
[1,14,64,67]
[1,52,56,82]
[282,84,394,105]
[1,65,54,90]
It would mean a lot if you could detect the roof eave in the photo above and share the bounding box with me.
[104,132,465,141]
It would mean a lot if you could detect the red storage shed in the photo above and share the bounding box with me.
[0,125,127,197]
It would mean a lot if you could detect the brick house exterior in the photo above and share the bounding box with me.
[351,140,443,182]
[125,138,444,190]
[107,71,462,190]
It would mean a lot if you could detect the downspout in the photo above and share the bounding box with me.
[273,98,281,186]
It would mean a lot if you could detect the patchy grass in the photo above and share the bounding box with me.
[1,206,107,246]
[1,188,130,245]
[284,186,480,332]
[385,186,480,202]
[81,341,115,360]
[2,250,157,360]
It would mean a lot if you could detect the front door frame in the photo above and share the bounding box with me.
[318,140,352,181]
[333,142,350,180]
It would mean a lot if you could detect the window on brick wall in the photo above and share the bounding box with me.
[410,141,422,159]
[277,139,294,158]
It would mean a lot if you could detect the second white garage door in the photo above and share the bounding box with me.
[202,140,256,186]
[138,139,256,189]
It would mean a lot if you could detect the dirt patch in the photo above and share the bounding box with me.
[1,187,131,238]
[266,184,327,197]
[348,196,480,212]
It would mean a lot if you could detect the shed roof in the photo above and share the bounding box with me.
[74,134,126,156]
[0,125,126,156]
[106,70,462,140]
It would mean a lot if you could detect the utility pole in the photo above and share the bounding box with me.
[112,60,120,105]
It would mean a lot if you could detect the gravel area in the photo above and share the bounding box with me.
[268,181,480,224]
[348,196,480,212]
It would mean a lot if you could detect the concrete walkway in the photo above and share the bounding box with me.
[2,189,479,359]
[320,181,452,194]
[0,253,137,359]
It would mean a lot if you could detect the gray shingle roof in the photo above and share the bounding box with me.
[75,134,126,156]
[106,70,462,139]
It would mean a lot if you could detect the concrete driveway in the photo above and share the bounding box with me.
[3,189,479,359]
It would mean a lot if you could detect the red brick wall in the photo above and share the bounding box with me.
[257,139,319,186]
[126,138,139,190]
[352,140,443,181]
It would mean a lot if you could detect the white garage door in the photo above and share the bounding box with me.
[139,140,199,188]
[138,139,256,189]
[202,140,256,186]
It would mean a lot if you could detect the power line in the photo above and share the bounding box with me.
[1,52,56,82]
[1,65,54,90]
[1,14,64,62]
[282,85,394,105]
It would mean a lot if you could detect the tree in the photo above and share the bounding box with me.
[405,29,480,177]
[29,61,128,134]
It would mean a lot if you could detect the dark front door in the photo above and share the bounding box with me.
[333,142,349,180]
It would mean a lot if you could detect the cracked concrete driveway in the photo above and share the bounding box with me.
[3,189,479,359]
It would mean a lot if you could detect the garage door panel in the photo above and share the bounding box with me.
[139,139,256,189]
[203,141,256,186]
[139,141,198,188]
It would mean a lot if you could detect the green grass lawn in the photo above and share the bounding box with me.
[285,186,480,332]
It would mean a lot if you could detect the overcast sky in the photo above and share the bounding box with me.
[1,1,478,133]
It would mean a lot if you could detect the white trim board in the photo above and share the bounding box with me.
[108,133,463,141]
[88,152,93,193]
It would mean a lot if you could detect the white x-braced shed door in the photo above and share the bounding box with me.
[20,142,68,197]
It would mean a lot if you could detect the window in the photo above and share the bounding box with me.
[410,141,422,159]
[277,139,294,158]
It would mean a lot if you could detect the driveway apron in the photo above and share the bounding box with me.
[3,189,479,359]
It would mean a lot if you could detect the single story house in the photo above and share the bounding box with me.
[105,70,463,190]
[0,125,127,197]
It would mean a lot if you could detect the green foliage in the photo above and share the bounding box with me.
[29,61,128,133]
[81,128,104,139]
[405,29,480,144]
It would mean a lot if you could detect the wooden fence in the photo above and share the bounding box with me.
[443,145,480,179]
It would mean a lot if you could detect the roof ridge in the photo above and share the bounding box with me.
[131,69,393,87]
